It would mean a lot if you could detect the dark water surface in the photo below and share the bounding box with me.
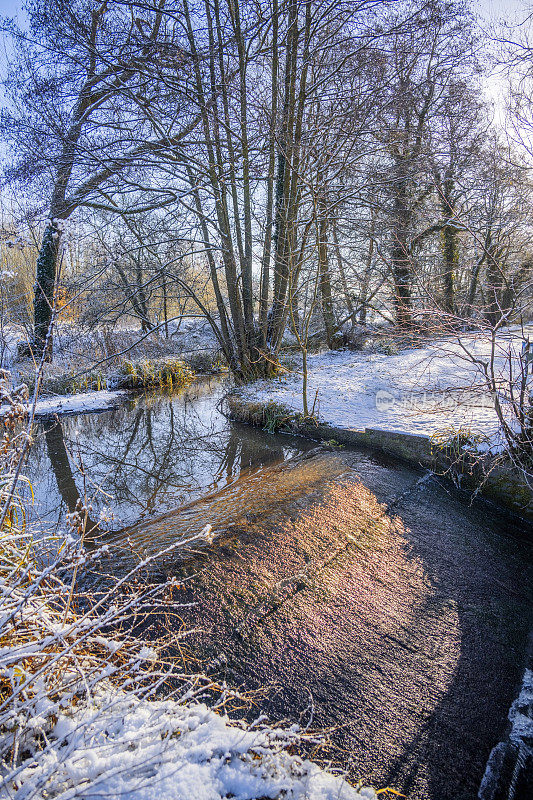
[25,378,533,800]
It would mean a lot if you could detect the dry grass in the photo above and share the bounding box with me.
[226,395,318,433]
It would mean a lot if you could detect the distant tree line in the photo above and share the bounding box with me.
[1,0,532,377]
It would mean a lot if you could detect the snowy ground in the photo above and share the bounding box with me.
[0,389,127,418]
[2,320,219,373]
[242,328,532,442]
[6,690,375,800]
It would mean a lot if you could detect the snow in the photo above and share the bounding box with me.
[508,668,533,745]
[0,390,127,418]
[44,320,218,365]
[5,690,374,800]
[241,329,532,442]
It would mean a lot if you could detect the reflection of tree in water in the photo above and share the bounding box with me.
[27,387,532,799]
[214,426,286,484]
[43,417,100,535]
[28,381,307,531]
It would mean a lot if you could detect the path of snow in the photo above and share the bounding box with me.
[242,329,531,440]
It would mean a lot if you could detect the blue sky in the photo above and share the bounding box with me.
[0,0,22,19]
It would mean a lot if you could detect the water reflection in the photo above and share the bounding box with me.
[25,377,313,535]
[42,417,101,536]
[108,450,347,566]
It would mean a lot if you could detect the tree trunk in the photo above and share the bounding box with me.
[161,270,169,338]
[302,346,309,417]
[440,177,457,314]
[134,257,152,332]
[332,223,355,327]
[259,0,278,349]
[391,244,412,329]
[442,223,457,314]
[360,238,375,325]
[465,246,487,317]
[391,173,413,329]
[485,247,506,327]
[269,0,311,353]
[316,198,340,349]
[268,0,298,347]
[33,221,61,360]
[291,289,300,336]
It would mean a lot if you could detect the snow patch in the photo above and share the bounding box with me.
[0,390,127,418]
[241,329,532,442]
[6,691,374,800]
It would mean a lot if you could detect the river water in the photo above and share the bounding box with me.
[25,377,533,800]
[25,377,313,533]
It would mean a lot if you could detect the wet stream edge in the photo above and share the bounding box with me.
[226,391,533,799]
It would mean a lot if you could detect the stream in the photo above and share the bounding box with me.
[25,376,533,800]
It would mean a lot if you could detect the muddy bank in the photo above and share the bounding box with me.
[110,446,533,800]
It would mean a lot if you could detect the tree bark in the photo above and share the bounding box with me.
[440,176,457,314]
[332,223,355,327]
[316,196,340,348]
[391,175,413,329]
[485,247,506,327]
[33,221,61,359]
[259,0,278,349]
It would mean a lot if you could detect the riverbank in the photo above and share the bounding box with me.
[0,531,376,800]
[16,353,206,396]
[0,398,376,800]
[11,388,128,417]
[13,370,533,798]
[5,319,223,404]
[2,353,219,417]
[227,394,533,521]
[236,328,532,447]
[228,328,533,520]
[137,445,533,800]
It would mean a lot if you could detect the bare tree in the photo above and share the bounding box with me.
[1,0,199,358]
[376,0,477,328]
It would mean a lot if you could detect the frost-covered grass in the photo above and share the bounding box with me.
[34,320,218,370]
[5,320,222,401]
[9,690,374,800]
[0,495,377,800]
[0,535,375,800]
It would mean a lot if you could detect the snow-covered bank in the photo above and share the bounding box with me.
[3,321,219,372]
[242,329,531,440]
[6,690,373,800]
[0,389,127,418]
[479,667,533,800]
